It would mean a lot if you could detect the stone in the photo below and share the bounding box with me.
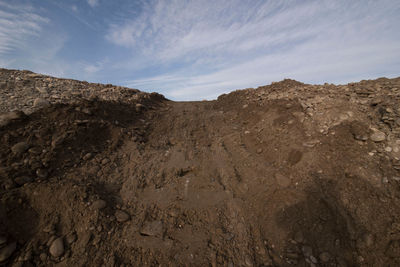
[370,131,386,142]
[83,153,93,160]
[28,147,42,155]
[135,103,144,112]
[65,232,77,244]
[0,242,16,263]
[115,210,130,222]
[354,134,368,141]
[319,252,331,262]
[101,158,110,165]
[276,173,290,188]
[0,111,24,127]
[92,199,107,210]
[242,104,248,109]
[33,98,50,108]
[11,142,29,155]
[257,148,263,154]
[140,220,163,237]
[310,255,318,263]
[385,146,392,152]
[49,237,64,257]
[14,176,33,186]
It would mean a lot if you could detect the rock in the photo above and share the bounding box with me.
[65,232,77,245]
[0,242,16,263]
[92,199,107,210]
[11,142,29,155]
[28,147,42,155]
[256,148,263,154]
[115,210,130,222]
[135,103,144,112]
[275,173,290,188]
[49,237,64,257]
[319,252,331,262]
[140,220,163,237]
[370,131,386,142]
[242,104,248,109]
[33,98,50,108]
[0,111,24,127]
[101,158,110,165]
[14,176,33,186]
[354,134,368,141]
[310,255,318,263]
[39,252,47,262]
[385,146,392,152]
[83,153,93,160]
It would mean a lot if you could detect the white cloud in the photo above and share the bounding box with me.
[87,0,99,8]
[71,5,78,12]
[109,0,400,100]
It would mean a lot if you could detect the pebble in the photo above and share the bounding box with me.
[135,103,143,112]
[0,111,23,127]
[92,199,107,210]
[385,146,392,152]
[11,142,29,155]
[65,232,77,244]
[33,98,50,108]
[242,104,248,109]
[115,210,130,222]
[101,158,110,165]
[370,131,386,142]
[140,220,163,237]
[0,242,16,262]
[49,237,64,257]
[83,153,93,160]
[257,148,263,154]
[319,252,331,262]
[310,255,318,263]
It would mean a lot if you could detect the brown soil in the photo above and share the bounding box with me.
[1,69,400,266]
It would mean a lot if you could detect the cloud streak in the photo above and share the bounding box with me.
[108,0,400,100]
[0,1,49,55]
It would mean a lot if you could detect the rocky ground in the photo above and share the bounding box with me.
[1,68,400,266]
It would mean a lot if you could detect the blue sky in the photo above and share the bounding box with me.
[0,0,399,100]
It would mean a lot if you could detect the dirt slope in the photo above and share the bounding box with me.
[1,68,400,266]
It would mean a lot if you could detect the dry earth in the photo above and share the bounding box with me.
[1,68,400,266]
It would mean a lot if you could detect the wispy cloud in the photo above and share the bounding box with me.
[108,0,400,100]
[0,1,49,55]
[87,0,99,8]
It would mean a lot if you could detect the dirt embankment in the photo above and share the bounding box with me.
[1,68,400,266]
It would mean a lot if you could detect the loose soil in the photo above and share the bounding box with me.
[1,69,400,266]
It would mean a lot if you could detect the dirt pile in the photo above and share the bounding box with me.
[1,68,400,266]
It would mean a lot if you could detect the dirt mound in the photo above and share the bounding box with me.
[1,69,400,266]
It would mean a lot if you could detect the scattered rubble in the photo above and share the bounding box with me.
[1,68,400,266]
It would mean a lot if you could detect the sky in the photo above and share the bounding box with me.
[0,0,399,100]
